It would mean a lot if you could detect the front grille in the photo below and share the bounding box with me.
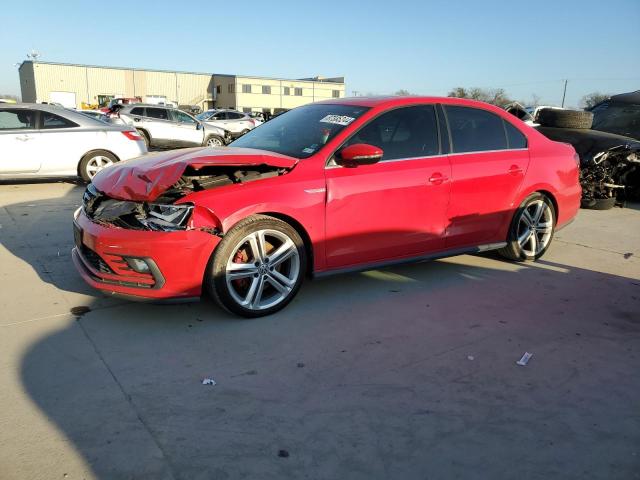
[81,245,113,274]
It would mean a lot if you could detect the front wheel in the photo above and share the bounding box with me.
[498,193,555,261]
[79,150,118,182]
[204,135,224,147]
[207,215,307,317]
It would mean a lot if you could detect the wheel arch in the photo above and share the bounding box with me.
[77,149,120,177]
[260,211,314,277]
[515,185,559,223]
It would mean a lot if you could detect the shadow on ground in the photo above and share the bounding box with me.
[2,185,640,480]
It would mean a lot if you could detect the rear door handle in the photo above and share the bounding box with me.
[508,165,523,175]
[428,172,448,185]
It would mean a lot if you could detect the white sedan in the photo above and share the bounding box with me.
[0,104,147,182]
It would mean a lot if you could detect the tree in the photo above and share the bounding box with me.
[580,92,610,109]
[394,89,412,96]
[447,87,512,106]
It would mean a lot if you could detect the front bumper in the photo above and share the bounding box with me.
[72,208,220,299]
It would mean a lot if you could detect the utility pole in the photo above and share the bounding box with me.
[561,79,568,108]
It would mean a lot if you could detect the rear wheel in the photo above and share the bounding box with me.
[498,193,555,261]
[136,129,150,148]
[207,215,307,317]
[79,150,118,182]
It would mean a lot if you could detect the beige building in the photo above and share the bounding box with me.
[18,61,345,114]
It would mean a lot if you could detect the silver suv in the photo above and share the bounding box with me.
[114,104,230,148]
[196,109,259,138]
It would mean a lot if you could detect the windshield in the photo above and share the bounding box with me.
[591,102,640,140]
[196,112,212,121]
[230,103,370,158]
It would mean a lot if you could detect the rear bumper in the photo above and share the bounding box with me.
[72,208,220,299]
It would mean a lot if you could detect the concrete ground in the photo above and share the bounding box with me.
[0,180,638,480]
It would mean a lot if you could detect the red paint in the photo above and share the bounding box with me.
[74,96,580,300]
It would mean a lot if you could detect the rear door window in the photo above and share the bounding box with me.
[503,120,527,148]
[445,106,508,153]
[0,109,37,130]
[40,112,78,129]
[130,107,145,116]
[343,105,440,161]
[146,107,169,120]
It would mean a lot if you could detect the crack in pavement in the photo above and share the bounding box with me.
[555,238,638,258]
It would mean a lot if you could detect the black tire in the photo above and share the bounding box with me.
[536,109,593,129]
[136,129,150,148]
[498,192,556,262]
[204,135,225,147]
[581,196,616,210]
[207,215,307,317]
[79,150,118,183]
[240,129,250,136]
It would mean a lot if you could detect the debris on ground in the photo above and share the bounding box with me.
[278,449,290,458]
[624,252,633,259]
[70,306,91,317]
[467,355,475,361]
[516,352,533,366]
[202,378,217,386]
[296,362,305,368]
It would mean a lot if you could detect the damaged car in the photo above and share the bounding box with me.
[508,90,640,209]
[73,97,580,317]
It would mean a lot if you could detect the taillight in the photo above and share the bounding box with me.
[122,130,142,141]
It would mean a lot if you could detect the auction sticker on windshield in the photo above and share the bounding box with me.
[320,114,356,126]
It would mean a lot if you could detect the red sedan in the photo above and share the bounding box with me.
[73,96,581,317]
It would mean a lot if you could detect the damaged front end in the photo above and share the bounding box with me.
[580,145,640,207]
[83,164,288,232]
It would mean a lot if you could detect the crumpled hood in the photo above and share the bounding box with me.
[91,147,298,202]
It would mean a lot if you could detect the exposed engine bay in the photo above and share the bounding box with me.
[580,145,640,206]
[83,165,287,231]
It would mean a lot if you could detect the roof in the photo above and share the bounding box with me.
[608,90,640,105]
[313,95,507,110]
[20,60,345,85]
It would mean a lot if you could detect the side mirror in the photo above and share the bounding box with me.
[336,143,383,167]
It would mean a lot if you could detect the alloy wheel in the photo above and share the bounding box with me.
[517,199,553,257]
[225,229,300,311]
[85,155,114,178]
[206,137,223,147]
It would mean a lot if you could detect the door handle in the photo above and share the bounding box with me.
[15,135,33,142]
[508,165,523,175]
[428,172,448,185]
[133,117,141,122]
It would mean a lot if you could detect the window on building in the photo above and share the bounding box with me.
[445,106,508,153]
[503,120,527,149]
[41,112,78,129]
[294,87,303,96]
[342,105,439,161]
[283,87,290,96]
[0,109,36,130]
[262,86,271,95]
[145,107,170,120]
[228,84,235,94]
[242,84,252,94]
[216,85,222,94]
[332,90,340,98]
[242,107,252,113]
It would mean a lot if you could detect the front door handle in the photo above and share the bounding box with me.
[508,165,523,175]
[428,172,448,185]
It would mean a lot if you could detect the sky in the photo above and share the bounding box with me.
[1,0,638,108]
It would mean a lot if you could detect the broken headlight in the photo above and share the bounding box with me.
[137,204,193,231]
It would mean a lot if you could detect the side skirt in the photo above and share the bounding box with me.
[312,242,507,279]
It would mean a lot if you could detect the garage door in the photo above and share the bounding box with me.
[50,91,77,109]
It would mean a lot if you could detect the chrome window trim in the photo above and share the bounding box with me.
[325,148,529,169]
